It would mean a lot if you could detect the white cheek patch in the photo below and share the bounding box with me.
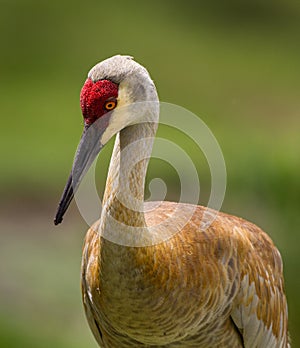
[100,81,157,145]
[100,81,135,145]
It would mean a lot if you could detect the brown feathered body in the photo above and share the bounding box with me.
[81,202,289,347]
[81,124,289,348]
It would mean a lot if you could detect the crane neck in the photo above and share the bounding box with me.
[102,121,157,228]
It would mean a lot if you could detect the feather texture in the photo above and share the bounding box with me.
[81,202,289,347]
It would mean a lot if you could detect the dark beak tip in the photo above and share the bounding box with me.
[54,209,64,225]
[54,173,74,227]
[54,217,62,226]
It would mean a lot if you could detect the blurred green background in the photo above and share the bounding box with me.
[0,0,299,346]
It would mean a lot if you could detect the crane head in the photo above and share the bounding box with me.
[54,55,158,225]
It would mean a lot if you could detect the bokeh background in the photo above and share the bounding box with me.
[1,0,299,347]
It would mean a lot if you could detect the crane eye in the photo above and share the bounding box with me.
[104,99,117,111]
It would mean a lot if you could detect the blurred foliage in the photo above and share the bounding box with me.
[0,0,299,347]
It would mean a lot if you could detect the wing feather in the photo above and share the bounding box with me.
[230,223,289,348]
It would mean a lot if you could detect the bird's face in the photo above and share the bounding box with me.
[79,76,145,145]
[54,55,158,225]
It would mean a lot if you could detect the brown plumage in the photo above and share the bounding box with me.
[81,202,288,347]
[55,55,290,347]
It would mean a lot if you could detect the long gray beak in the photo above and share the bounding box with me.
[54,116,110,225]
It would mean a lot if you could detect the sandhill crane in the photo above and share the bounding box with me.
[54,55,290,347]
